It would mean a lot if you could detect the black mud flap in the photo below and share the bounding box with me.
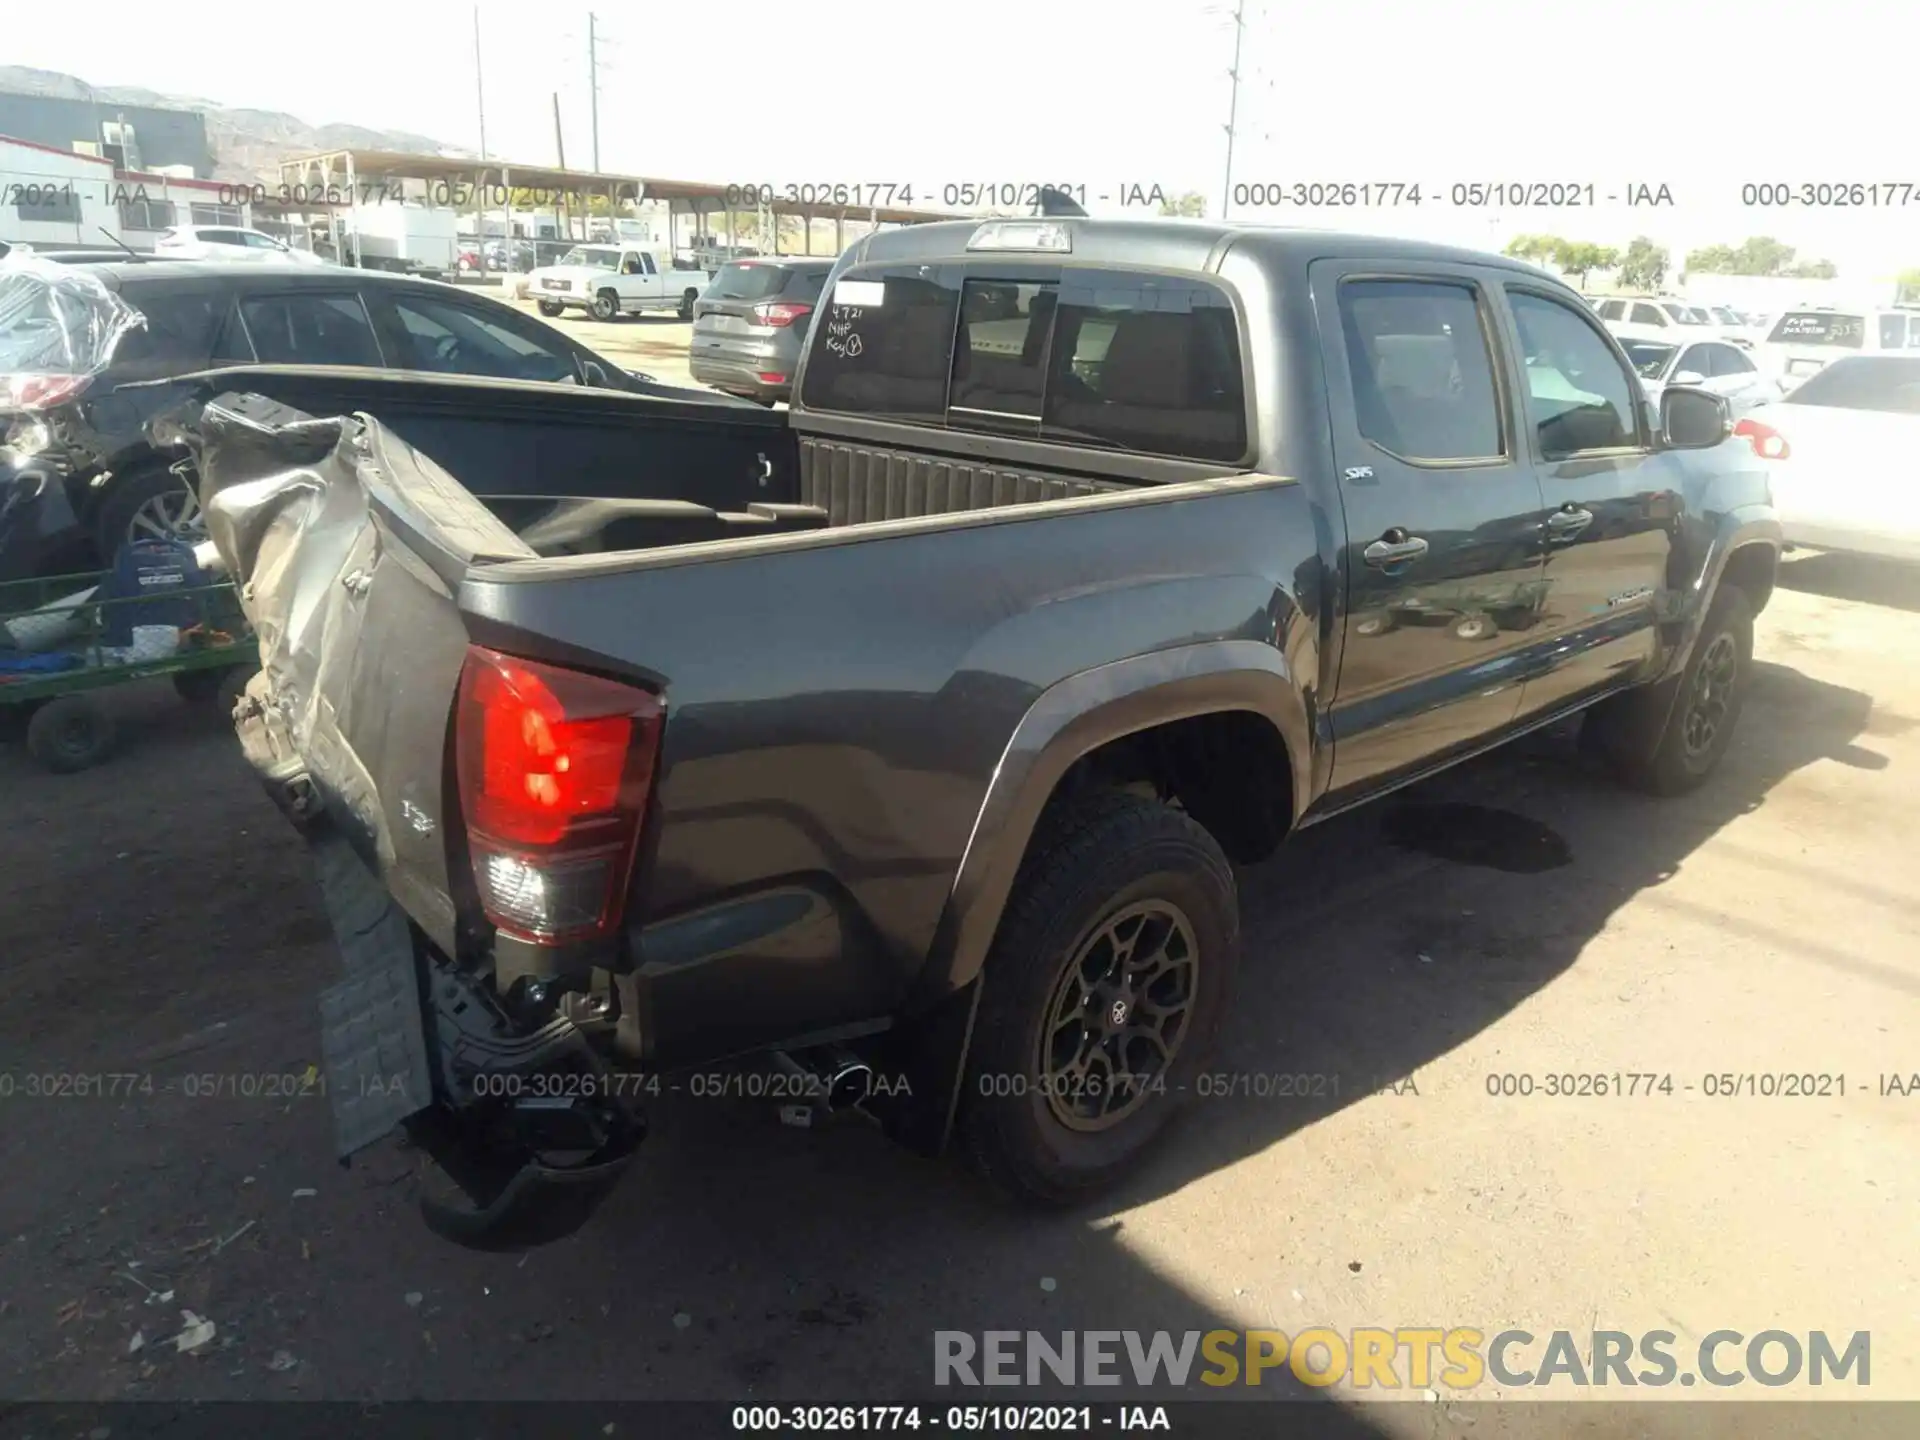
[310,832,642,1250]
[312,832,436,1153]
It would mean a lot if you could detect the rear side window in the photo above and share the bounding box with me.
[1630,303,1665,326]
[110,289,234,370]
[1337,279,1503,463]
[1768,311,1865,348]
[800,265,1248,462]
[239,293,383,366]
[1598,300,1625,320]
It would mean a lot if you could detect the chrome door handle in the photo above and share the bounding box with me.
[1546,506,1594,539]
[1363,533,1429,566]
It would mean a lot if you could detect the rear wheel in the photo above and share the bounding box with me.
[961,790,1240,1205]
[1451,611,1497,641]
[1585,584,1754,796]
[536,299,565,318]
[26,694,118,773]
[589,290,621,322]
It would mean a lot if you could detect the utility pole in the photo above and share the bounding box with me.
[1220,0,1245,222]
[588,12,601,173]
[473,5,488,161]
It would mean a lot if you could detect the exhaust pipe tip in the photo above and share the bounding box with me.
[824,1057,873,1111]
[773,1046,874,1112]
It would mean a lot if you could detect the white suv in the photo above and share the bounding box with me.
[1755,306,1920,387]
[152,225,329,266]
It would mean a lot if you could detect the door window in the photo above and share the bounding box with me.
[1507,290,1642,458]
[1629,302,1666,327]
[1672,346,1713,381]
[387,293,579,383]
[238,293,384,366]
[1703,343,1753,377]
[1878,313,1908,348]
[1597,300,1626,320]
[1336,279,1504,463]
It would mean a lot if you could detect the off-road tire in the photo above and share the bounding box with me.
[1585,583,1754,796]
[960,789,1240,1206]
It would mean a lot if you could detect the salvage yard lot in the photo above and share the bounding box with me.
[2,556,1917,1431]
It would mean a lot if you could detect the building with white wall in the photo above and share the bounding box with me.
[3,134,251,252]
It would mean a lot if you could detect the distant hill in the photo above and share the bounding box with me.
[0,65,472,181]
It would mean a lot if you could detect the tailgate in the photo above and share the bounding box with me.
[182,387,537,957]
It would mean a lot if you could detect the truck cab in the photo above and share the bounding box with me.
[528,244,710,322]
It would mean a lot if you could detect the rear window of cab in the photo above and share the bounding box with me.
[798,264,1249,464]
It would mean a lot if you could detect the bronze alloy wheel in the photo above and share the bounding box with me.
[1036,899,1199,1133]
[1683,631,1739,760]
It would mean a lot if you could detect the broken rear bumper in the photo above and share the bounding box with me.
[307,827,644,1249]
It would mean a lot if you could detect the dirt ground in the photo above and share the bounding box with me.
[2,528,1916,1435]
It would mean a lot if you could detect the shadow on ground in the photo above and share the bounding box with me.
[0,650,1883,1438]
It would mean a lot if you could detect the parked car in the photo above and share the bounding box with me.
[1733,354,1920,561]
[0,256,710,581]
[1594,296,1714,340]
[1615,335,1781,416]
[1752,306,1919,389]
[152,225,330,267]
[527,244,710,322]
[170,217,1778,1246]
[688,257,833,404]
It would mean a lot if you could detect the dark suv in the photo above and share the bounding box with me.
[688,258,833,404]
[0,259,713,580]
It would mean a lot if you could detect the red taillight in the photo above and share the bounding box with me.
[1,373,92,410]
[750,301,812,328]
[455,645,663,945]
[756,371,787,383]
[1733,417,1790,460]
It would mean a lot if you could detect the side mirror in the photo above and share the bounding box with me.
[1661,386,1731,449]
[1670,369,1707,387]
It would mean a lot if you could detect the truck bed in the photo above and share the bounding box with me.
[179,373,1306,1069]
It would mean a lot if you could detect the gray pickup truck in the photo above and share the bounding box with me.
[172,216,1780,1245]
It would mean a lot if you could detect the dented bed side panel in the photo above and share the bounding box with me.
[190,393,524,956]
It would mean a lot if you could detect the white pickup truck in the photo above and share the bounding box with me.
[528,244,709,322]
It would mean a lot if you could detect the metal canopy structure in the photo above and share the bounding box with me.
[277,148,964,262]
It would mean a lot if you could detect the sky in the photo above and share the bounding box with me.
[9,0,1918,281]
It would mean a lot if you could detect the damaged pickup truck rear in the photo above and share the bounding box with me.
[169,217,1779,1245]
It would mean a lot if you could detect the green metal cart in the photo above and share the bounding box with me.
[0,568,259,774]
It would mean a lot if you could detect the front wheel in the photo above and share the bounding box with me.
[536,299,565,318]
[1584,584,1754,796]
[960,790,1240,1206]
[589,291,621,322]
[678,289,700,321]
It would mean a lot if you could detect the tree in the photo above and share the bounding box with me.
[1158,191,1207,218]
[1616,236,1669,292]
[1684,235,1834,279]
[1554,241,1619,287]
[1503,234,1561,265]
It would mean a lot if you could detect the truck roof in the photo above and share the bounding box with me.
[845,216,1553,280]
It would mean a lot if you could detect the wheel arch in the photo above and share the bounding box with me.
[908,640,1311,1013]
